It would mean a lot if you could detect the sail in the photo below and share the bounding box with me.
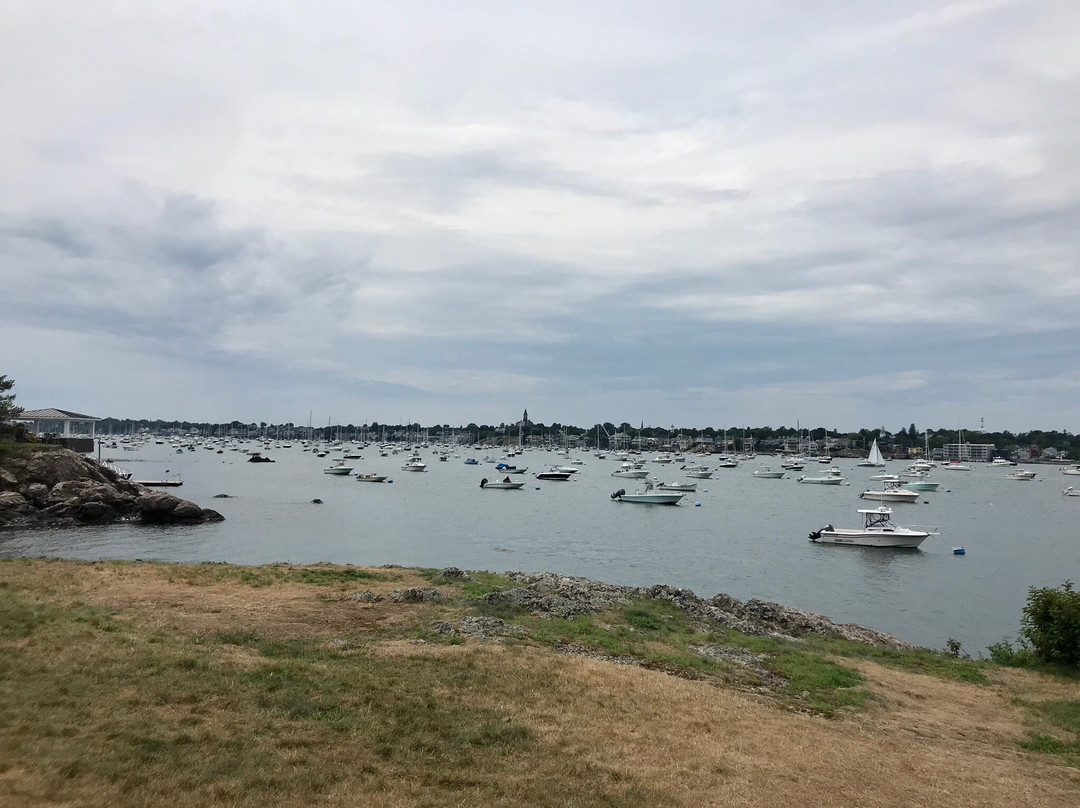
[867,439,885,466]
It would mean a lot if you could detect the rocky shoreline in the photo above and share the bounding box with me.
[0,448,224,528]
[395,567,914,649]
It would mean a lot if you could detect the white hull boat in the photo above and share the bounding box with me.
[1061,467,1080,476]
[536,470,573,481]
[654,480,697,492]
[809,507,937,548]
[480,477,525,490]
[323,461,354,475]
[1005,470,1037,480]
[611,481,684,505]
[753,466,785,479]
[856,439,887,467]
[900,480,939,492]
[860,486,921,503]
[401,455,427,472]
[798,468,845,485]
[1063,486,1080,497]
[356,473,387,482]
[685,470,713,479]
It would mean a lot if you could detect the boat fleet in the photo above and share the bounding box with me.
[96,434,1075,549]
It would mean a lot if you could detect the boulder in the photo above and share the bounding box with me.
[0,448,224,529]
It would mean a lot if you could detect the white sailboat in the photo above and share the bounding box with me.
[856,438,886,468]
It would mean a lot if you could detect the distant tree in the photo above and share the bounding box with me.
[0,374,22,421]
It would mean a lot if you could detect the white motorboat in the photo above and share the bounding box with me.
[654,479,697,492]
[941,461,972,471]
[752,466,785,479]
[480,477,525,490]
[869,472,901,482]
[611,481,684,505]
[808,506,938,548]
[536,469,573,481]
[990,457,1015,467]
[401,455,427,472]
[1005,470,1037,480]
[717,457,741,468]
[685,469,713,479]
[355,473,388,482]
[323,460,354,475]
[856,438,887,467]
[859,479,921,503]
[797,468,845,485]
[652,453,673,464]
[1064,486,1080,497]
[612,463,648,479]
[1061,466,1080,476]
[900,476,939,492]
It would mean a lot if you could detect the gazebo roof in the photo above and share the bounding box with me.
[17,408,100,421]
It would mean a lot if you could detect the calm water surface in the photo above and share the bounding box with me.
[2,444,1076,653]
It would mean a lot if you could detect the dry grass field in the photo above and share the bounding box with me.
[1,558,1078,807]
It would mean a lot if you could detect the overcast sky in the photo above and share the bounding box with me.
[3,1,1077,432]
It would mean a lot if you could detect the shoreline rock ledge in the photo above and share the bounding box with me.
[0,449,224,529]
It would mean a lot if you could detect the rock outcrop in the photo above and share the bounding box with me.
[482,571,912,649]
[0,448,224,529]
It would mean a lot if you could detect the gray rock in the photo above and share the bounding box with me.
[389,587,443,603]
[349,590,383,603]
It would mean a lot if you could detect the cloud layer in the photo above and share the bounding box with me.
[2,1,1078,430]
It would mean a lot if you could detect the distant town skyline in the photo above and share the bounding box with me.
[3,2,1077,432]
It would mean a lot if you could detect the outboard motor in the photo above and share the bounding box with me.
[611,488,626,500]
[480,478,488,488]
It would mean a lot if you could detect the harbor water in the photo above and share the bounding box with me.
[2,443,1076,654]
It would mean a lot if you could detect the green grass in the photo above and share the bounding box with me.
[160,562,396,588]
[0,440,63,459]
[1020,699,1080,766]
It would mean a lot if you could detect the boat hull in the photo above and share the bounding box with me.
[614,493,684,504]
[813,529,930,548]
[860,490,921,503]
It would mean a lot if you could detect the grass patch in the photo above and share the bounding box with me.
[802,635,991,684]
[1020,699,1080,766]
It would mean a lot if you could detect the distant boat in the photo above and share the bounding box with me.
[1064,486,1080,497]
[610,481,684,505]
[536,469,573,481]
[797,468,845,485]
[480,477,525,490]
[859,479,921,503]
[401,456,428,472]
[1005,470,1037,480]
[356,473,387,483]
[752,466,785,479]
[323,460,353,475]
[856,439,887,467]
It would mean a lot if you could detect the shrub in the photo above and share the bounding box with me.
[1021,581,1080,667]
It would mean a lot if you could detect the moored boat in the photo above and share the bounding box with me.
[808,506,938,548]
[356,473,387,482]
[480,477,525,490]
[536,469,573,481]
[611,481,684,505]
[1005,470,1037,480]
[859,479,921,503]
[797,468,845,485]
[752,466,785,479]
